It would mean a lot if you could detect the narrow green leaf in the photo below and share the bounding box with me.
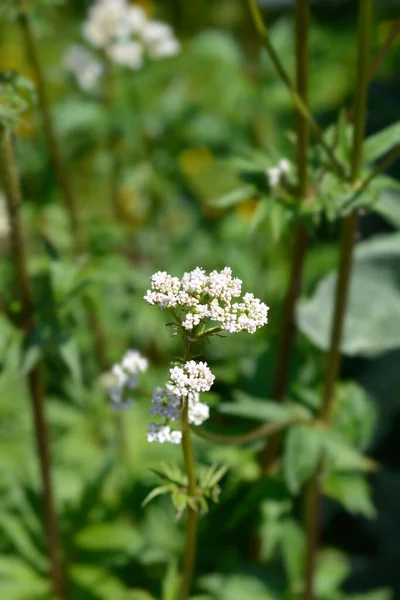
[364,122,400,162]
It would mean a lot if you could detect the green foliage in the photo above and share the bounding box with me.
[0,3,399,599]
[297,233,400,356]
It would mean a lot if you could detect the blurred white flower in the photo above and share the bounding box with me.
[147,423,182,444]
[108,40,143,69]
[64,44,103,90]
[83,0,130,48]
[106,348,148,411]
[82,0,180,68]
[126,5,148,33]
[266,157,291,188]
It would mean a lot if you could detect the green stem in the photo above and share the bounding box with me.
[179,339,198,600]
[0,126,65,599]
[102,52,122,220]
[246,0,348,181]
[262,0,310,473]
[17,0,83,254]
[193,417,309,445]
[303,3,373,599]
[367,19,400,88]
[18,1,109,372]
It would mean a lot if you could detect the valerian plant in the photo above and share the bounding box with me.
[110,266,270,598]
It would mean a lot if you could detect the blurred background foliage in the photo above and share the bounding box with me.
[0,0,400,598]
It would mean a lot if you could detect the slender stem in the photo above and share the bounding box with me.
[304,3,373,599]
[17,1,109,371]
[0,126,65,599]
[102,52,122,220]
[17,0,83,254]
[368,19,400,83]
[179,339,198,600]
[193,417,309,445]
[261,0,310,473]
[246,0,348,181]
[350,0,374,185]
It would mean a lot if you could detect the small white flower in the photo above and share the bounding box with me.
[126,5,148,32]
[278,158,290,174]
[266,157,291,188]
[267,166,281,187]
[147,423,182,444]
[149,37,180,59]
[170,361,215,397]
[108,40,143,69]
[83,0,131,48]
[122,349,148,375]
[140,21,173,45]
[107,349,148,411]
[188,394,210,426]
[64,44,103,91]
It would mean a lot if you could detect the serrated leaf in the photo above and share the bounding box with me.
[142,485,171,508]
[323,472,376,518]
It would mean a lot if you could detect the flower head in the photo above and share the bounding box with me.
[169,361,215,397]
[147,423,182,444]
[144,267,269,334]
[106,349,148,411]
[81,0,180,71]
[64,44,103,90]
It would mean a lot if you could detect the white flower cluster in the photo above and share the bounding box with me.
[147,362,212,444]
[64,44,103,91]
[108,349,148,411]
[266,158,291,187]
[144,267,269,334]
[170,361,215,397]
[83,0,180,71]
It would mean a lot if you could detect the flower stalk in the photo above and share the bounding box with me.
[179,338,198,600]
[17,0,108,371]
[261,0,310,473]
[246,0,347,181]
[0,125,65,599]
[303,2,374,598]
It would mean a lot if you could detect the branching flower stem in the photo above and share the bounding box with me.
[261,0,310,473]
[17,0,108,372]
[193,417,310,445]
[179,337,198,600]
[246,0,348,181]
[303,2,373,599]
[0,126,65,599]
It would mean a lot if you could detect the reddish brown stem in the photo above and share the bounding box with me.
[0,126,65,599]
[18,2,109,371]
[261,0,310,473]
